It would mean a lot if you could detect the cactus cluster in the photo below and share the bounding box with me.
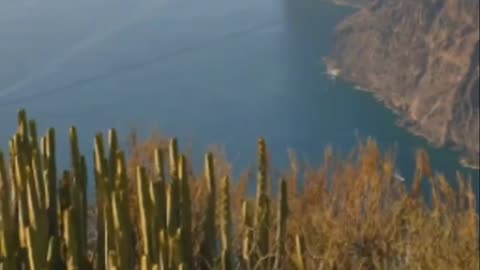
[0,110,302,270]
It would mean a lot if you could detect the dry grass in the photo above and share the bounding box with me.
[125,132,479,270]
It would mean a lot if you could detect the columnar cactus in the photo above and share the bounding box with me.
[293,234,306,270]
[199,153,217,270]
[151,148,167,268]
[254,138,271,268]
[167,139,181,237]
[69,127,88,269]
[220,176,232,270]
[0,150,19,270]
[0,109,310,270]
[137,166,153,261]
[241,200,254,270]
[93,133,106,270]
[274,179,289,269]
[179,155,193,270]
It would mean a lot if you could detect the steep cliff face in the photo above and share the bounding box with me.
[327,0,480,167]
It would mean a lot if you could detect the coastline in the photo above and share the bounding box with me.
[325,0,367,9]
[324,59,480,170]
[461,158,480,170]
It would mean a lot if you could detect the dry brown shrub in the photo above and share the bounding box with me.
[126,133,479,269]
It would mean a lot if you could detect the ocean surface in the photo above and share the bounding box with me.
[0,0,478,199]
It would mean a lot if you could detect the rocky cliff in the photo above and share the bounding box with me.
[326,0,480,168]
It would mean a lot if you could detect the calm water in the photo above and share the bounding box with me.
[0,0,478,198]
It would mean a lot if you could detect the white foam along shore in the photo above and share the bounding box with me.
[324,61,341,79]
[322,0,366,9]
[394,172,406,182]
[460,157,480,170]
[323,60,479,173]
[354,85,369,91]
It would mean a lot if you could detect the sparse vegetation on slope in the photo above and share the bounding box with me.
[327,0,480,169]
[0,109,478,269]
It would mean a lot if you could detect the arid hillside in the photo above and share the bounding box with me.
[326,0,480,167]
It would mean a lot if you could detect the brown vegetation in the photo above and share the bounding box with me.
[0,110,478,270]
[126,132,479,269]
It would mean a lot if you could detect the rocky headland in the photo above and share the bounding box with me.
[326,0,480,168]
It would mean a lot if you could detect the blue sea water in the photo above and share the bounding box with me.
[0,0,477,201]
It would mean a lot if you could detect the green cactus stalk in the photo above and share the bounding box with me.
[17,200,28,266]
[114,151,129,194]
[169,138,179,178]
[17,109,31,162]
[108,129,119,181]
[13,134,30,230]
[31,148,45,210]
[28,120,44,211]
[274,179,289,269]
[293,234,306,270]
[167,183,180,237]
[178,155,193,270]
[0,111,323,270]
[169,228,185,269]
[46,236,60,269]
[30,152,49,250]
[25,226,40,270]
[141,255,151,270]
[13,135,37,270]
[220,176,232,270]
[69,127,81,181]
[79,155,88,257]
[241,200,254,270]
[158,229,169,270]
[29,120,46,209]
[69,127,88,269]
[150,148,167,266]
[199,153,217,270]
[111,190,133,270]
[108,250,119,270]
[254,138,271,267]
[63,207,81,270]
[103,129,118,257]
[93,132,117,269]
[0,150,19,270]
[137,166,154,262]
[153,148,167,231]
[114,151,134,269]
[60,171,82,270]
[94,133,107,270]
[26,164,49,269]
[45,128,58,238]
[28,119,38,150]
[26,167,41,231]
[167,139,181,236]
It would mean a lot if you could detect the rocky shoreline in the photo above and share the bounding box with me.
[325,0,480,170]
[324,52,480,169]
[328,0,367,8]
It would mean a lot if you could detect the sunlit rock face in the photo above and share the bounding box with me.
[327,0,480,167]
